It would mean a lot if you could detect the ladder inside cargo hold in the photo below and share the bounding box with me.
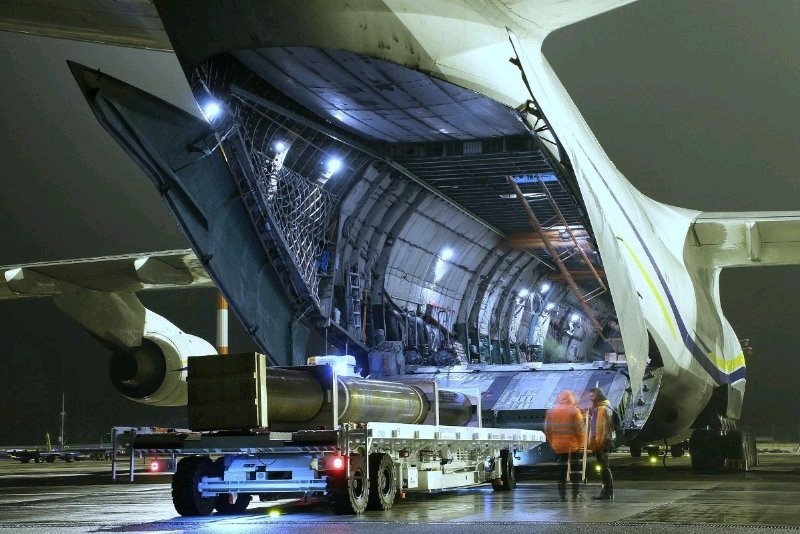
[349,271,362,340]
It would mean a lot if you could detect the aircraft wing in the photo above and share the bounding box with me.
[502,0,636,35]
[0,249,212,300]
[692,212,800,268]
[0,0,636,51]
[0,0,170,50]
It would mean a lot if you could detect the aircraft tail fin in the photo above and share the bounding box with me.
[692,211,800,268]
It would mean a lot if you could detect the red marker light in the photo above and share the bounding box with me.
[150,461,160,472]
[331,457,344,470]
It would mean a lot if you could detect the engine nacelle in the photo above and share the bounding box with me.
[109,310,216,406]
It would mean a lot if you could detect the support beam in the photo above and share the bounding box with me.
[507,177,605,337]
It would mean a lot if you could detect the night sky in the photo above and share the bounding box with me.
[0,0,797,445]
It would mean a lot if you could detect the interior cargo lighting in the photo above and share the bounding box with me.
[540,282,551,292]
[570,313,580,322]
[326,157,342,176]
[440,247,454,261]
[201,101,222,122]
[275,141,286,152]
[518,288,530,298]
[545,302,555,311]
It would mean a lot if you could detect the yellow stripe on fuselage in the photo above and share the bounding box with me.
[708,351,746,374]
[617,237,677,341]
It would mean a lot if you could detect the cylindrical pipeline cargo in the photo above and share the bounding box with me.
[262,367,325,422]
[336,377,429,424]
[436,390,474,426]
[263,368,473,426]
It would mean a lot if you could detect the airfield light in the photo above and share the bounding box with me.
[518,288,530,298]
[331,456,345,470]
[540,282,551,293]
[268,509,281,518]
[150,461,160,472]
[595,464,602,473]
[201,101,222,122]
[649,456,658,464]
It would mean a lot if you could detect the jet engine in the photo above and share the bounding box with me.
[110,310,216,406]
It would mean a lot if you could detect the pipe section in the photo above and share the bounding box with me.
[337,377,429,424]
[263,369,474,426]
[263,368,325,422]
[437,390,474,426]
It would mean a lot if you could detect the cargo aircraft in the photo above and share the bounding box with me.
[1,1,799,469]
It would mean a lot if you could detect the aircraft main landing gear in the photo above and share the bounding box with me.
[689,428,758,471]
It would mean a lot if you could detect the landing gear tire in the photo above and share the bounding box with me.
[630,443,642,458]
[726,430,759,471]
[670,443,684,458]
[327,454,368,514]
[744,431,759,469]
[172,456,216,516]
[690,429,725,471]
[366,453,396,511]
[212,457,252,515]
[492,449,516,492]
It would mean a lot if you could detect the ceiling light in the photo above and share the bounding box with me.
[326,157,342,176]
[498,192,546,199]
[540,282,551,293]
[201,101,222,122]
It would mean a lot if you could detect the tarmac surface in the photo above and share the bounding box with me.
[0,452,799,533]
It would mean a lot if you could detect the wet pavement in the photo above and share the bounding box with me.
[0,452,798,533]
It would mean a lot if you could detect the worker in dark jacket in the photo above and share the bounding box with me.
[588,387,614,500]
[544,390,585,500]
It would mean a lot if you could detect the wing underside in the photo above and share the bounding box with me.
[692,211,800,268]
[0,249,211,299]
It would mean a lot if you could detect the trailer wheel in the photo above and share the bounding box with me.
[212,457,252,514]
[172,456,216,516]
[367,453,396,510]
[215,493,252,515]
[327,454,368,514]
[492,449,516,492]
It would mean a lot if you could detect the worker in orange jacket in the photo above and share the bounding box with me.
[544,389,586,500]
[588,387,615,500]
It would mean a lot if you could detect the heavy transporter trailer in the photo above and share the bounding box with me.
[163,421,543,515]
[160,353,546,515]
